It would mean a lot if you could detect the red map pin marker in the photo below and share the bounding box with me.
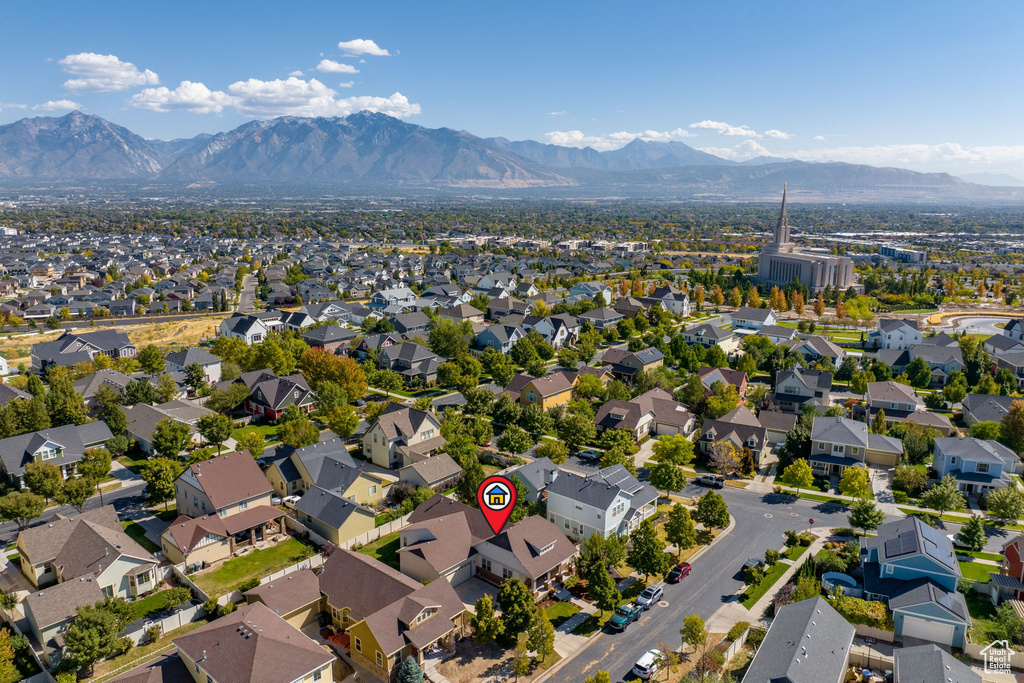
[477,475,517,535]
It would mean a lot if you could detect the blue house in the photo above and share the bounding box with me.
[933,437,1019,497]
[860,518,970,647]
[474,324,526,355]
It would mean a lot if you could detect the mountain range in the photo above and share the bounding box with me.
[0,110,1020,202]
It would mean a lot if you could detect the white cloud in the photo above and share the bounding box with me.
[813,135,826,141]
[763,129,793,140]
[289,70,304,77]
[0,103,27,111]
[544,128,693,151]
[59,53,159,93]
[548,111,566,116]
[337,81,355,88]
[698,139,772,161]
[225,76,419,118]
[33,100,83,111]
[315,59,359,74]
[128,81,237,114]
[337,39,390,56]
[689,120,759,137]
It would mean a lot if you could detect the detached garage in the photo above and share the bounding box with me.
[243,569,323,629]
[891,582,970,649]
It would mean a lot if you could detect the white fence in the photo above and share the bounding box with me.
[720,627,750,662]
[123,604,206,645]
[285,512,412,550]
[215,553,325,606]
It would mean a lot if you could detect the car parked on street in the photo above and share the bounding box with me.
[666,563,692,583]
[632,649,662,680]
[608,602,642,631]
[695,474,725,488]
[579,448,602,460]
[635,583,664,610]
[743,557,766,572]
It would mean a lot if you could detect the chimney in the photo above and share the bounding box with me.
[546,469,558,485]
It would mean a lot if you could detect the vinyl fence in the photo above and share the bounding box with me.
[214,553,326,606]
[284,512,412,550]
[720,627,750,662]
[123,604,206,645]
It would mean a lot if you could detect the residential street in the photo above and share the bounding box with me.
[543,484,894,683]
[237,273,257,313]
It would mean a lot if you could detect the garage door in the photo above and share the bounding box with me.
[450,562,473,585]
[901,616,954,646]
[865,450,897,466]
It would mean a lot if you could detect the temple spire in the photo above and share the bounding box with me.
[774,183,790,245]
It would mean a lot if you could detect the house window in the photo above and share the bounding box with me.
[851,448,859,455]
[832,444,844,454]
[218,508,226,517]
[207,676,213,683]
[612,502,625,516]
[240,500,248,510]
[195,663,200,674]
[818,442,825,450]
[978,463,990,473]
[481,558,492,573]
[376,651,384,667]
[565,520,570,530]
[368,485,377,496]
[39,447,60,460]
[502,567,513,580]
[313,670,322,682]
[354,637,362,652]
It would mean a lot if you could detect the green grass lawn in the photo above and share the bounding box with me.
[129,589,189,621]
[545,601,580,628]
[357,531,400,569]
[121,521,160,554]
[779,488,850,507]
[153,504,179,522]
[231,422,282,444]
[481,464,502,477]
[957,549,1005,563]
[741,560,792,609]
[959,560,995,582]
[570,611,612,636]
[191,538,314,597]
[784,545,809,562]
[966,591,1001,645]
[117,453,149,474]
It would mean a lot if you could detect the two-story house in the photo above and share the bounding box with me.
[474,323,526,355]
[320,549,467,682]
[390,311,432,339]
[600,347,665,383]
[545,464,658,540]
[363,403,445,470]
[807,415,904,475]
[243,371,318,419]
[698,405,769,466]
[878,344,964,387]
[1004,318,1024,341]
[522,313,579,349]
[217,313,271,345]
[504,372,575,410]
[773,366,832,414]
[302,324,359,354]
[578,306,624,331]
[646,285,691,316]
[31,329,137,371]
[594,387,696,441]
[869,318,922,350]
[865,381,923,427]
[731,306,778,331]
[0,421,113,488]
[353,332,400,360]
[860,518,969,648]
[164,346,223,384]
[932,437,1018,496]
[682,324,741,354]
[266,437,395,504]
[378,342,445,386]
[160,452,286,566]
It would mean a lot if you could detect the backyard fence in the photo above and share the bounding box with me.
[720,627,750,662]
[216,553,326,606]
[123,604,206,645]
[285,512,412,551]
[172,562,211,603]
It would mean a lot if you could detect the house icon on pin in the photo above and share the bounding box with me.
[485,483,508,507]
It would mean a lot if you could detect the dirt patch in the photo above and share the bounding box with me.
[436,638,552,683]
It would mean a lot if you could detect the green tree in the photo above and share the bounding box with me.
[58,477,94,512]
[395,656,424,683]
[197,413,234,455]
[526,608,556,662]
[204,383,249,413]
[105,435,129,458]
[986,486,1024,524]
[626,520,670,581]
[470,594,504,644]
[664,504,697,555]
[558,412,596,452]
[0,627,19,683]
[955,515,987,551]
[183,363,207,393]
[140,458,180,510]
[575,533,626,580]
[121,378,157,406]
[235,430,266,458]
[497,425,533,454]
[1001,400,1024,455]
[456,456,486,506]
[137,344,166,374]
[904,357,932,388]
[583,672,612,683]
[838,467,871,498]
[520,404,553,436]
[369,368,403,397]
[324,403,359,438]
[511,635,531,681]
[680,614,706,654]
[497,578,535,642]
[103,404,128,437]
[587,561,620,616]
[155,373,179,403]
[0,491,45,530]
[428,317,470,359]
[847,499,886,536]
[892,463,927,496]
[871,409,888,435]
[78,447,112,498]
[23,461,62,502]
[63,604,119,675]
[778,458,815,495]
[535,440,568,464]
[694,490,730,529]
[151,418,191,459]
[920,475,966,516]
[492,394,523,426]
[969,420,1003,441]
[649,461,686,496]
[281,414,319,448]
[46,370,88,426]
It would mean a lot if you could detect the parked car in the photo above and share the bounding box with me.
[608,602,642,631]
[948,533,972,550]
[635,583,664,610]
[632,649,662,680]
[282,495,301,507]
[666,563,692,583]
[695,474,725,488]
[579,449,601,460]
[743,558,766,572]
[354,398,366,407]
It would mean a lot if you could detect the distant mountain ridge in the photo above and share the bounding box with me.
[0,110,1019,201]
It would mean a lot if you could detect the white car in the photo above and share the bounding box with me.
[948,533,971,550]
[632,649,662,680]
[282,495,301,508]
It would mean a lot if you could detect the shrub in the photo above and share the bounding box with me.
[783,530,799,548]
[563,575,579,589]
[699,650,726,673]
[833,595,893,630]
[218,602,237,617]
[203,597,219,615]
[117,636,134,656]
[798,532,815,547]
[726,621,750,641]
[145,625,162,644]
[791,575,822,602]
[764,549,780,566]
[830,527,855,537]
[816,549,850,574]
[238,578,261,592]
[747,626,767,648]
[773,583,795,611]
[892,490,909,504]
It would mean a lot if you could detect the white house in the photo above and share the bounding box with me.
[544,464,657,540]
[869,318,922,350]
[731,307,778,331]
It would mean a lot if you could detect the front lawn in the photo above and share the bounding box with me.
[121,521,160,554]
[545,601,580,628]
[959,560,995,583]
[117,453,149,474]
[191,538,314,597]
[231,422,282,444]
[570,611,612,636]
[784,545,809,562]
[741,560,791,609]
[357,531,400,569]
[153,504,179,522]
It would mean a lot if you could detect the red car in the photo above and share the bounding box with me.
[666,563,692,583]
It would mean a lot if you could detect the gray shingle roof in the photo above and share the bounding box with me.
[0,421,113,476]
[893,643,981,683]
[294,486,374,527]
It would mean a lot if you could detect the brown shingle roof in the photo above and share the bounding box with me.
[164,514,228,554]
[173,601,333,683]
[484,515,578,578]
[244,569,321,616]
[184,451,272,510]
[319,549,422,622]
[24,575,105,629]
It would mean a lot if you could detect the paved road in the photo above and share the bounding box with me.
[944,315,1012,336]
[545,484,895,683]
[237,273,257,313]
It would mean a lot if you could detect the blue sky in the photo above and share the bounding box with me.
[2,0,1023,175]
